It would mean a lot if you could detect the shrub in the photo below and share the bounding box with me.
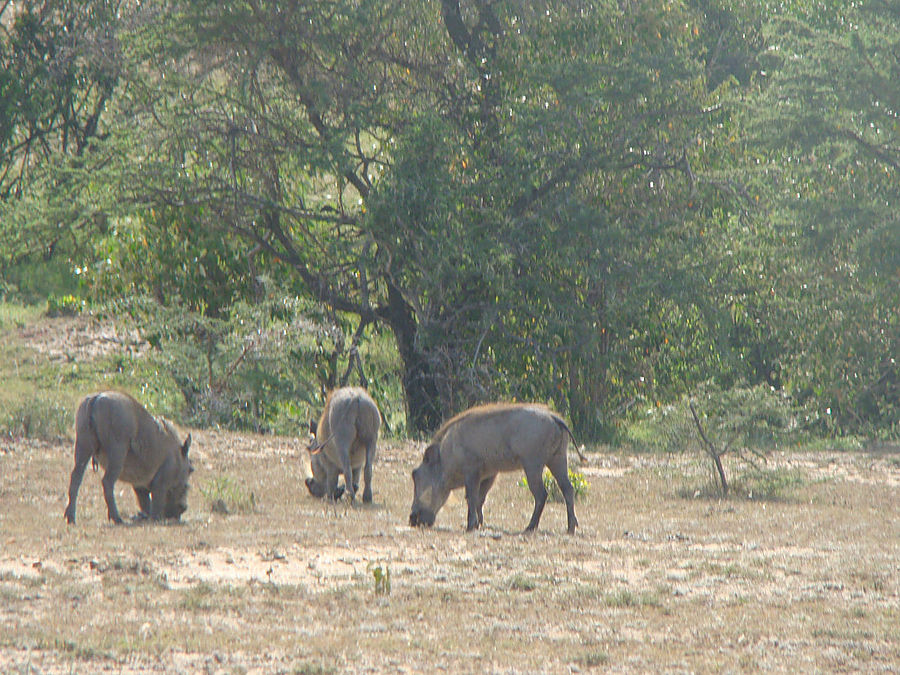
[519,468,589,503]
[46,294,84,317]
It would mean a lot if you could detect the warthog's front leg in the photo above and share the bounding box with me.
[134,487,152,518]
[332,431,357,502]
[476,475,496,528]
[463,471,484,531]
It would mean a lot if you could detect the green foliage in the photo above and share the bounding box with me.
[519,469,590,503]
[744,1,900,438]
[200,477,257,515]
[624,384,795,452]
[622,383,797,496]
[86,206,260,318]
[45,294,84,318]
[3,0,899,441]
[104,283,403,436]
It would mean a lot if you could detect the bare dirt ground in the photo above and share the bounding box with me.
[1,317,898,673]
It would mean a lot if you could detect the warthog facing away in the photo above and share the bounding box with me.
[409,403,579,534]
[64,391,193,525]
[305,387,380,503]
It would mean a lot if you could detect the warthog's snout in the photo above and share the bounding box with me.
[409,508,435,528]
[305,477,326,499]
[164,500,187,521]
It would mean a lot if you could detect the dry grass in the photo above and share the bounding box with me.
[1,431,897,673]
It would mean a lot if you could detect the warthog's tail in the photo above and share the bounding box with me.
[87,393,102,472]
[552,415,587,464]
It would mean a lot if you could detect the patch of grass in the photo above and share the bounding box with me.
[603,589,663,608]
[179,582,218,611]
[573,651,610,668]
[508,574,538,592]
[518,468,589,503]
[676,467,805,502]
[290,663,335,675]
[0,301,41,329]
[200,476,257,515]
[731,467,806,501]
[0,394,72,442]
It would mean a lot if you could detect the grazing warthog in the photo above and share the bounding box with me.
[64,391,193,525]
[409,403,579,534]
[305,387,380,503]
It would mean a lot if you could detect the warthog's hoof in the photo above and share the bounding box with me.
[409,508,435,528]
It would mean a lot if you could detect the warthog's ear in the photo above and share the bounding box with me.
[423,443,440,466]
[308,419,317,436]
[182,434,192,458]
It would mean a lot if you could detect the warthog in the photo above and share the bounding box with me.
[305,387,380,503]
[64,391,194,525]
[409,403,579,534]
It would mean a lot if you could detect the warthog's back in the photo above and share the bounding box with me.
[319,387,380,447]
[437,403,567,467]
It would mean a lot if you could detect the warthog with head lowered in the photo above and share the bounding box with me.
[409,403,579,534]
[64,391,194,525]
[305,387,380,503]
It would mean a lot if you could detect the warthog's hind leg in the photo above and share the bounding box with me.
[362,438,376,503]
[546,453,578,534]
[64,439,93,525]
[522,462,548,533]
[100,447,126,524]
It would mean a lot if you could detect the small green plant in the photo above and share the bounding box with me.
[368,562,391,596]
[518,468,589,503]
[200,477,257,515]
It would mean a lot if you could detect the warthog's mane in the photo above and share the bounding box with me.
[431,402,554,442]
[158,417,180,438]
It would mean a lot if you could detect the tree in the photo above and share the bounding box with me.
[92,0,769,435]
[0,0,124,274]
[748,0,900,435]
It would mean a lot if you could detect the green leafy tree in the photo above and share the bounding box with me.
[748,1,900,436]
[108,0,766,435]
[0,0,124,281]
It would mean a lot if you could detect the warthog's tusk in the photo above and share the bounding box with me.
[307,432,334,455]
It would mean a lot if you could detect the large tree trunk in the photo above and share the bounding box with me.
[382,281,444,434]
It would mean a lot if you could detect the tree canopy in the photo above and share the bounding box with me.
[1,0,897,439]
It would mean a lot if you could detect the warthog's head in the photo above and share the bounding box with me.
[304,439,348,500]
[304,450,328,499]
[409,443,450,528]
[164,434,193,520]
[304,426,328,498]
